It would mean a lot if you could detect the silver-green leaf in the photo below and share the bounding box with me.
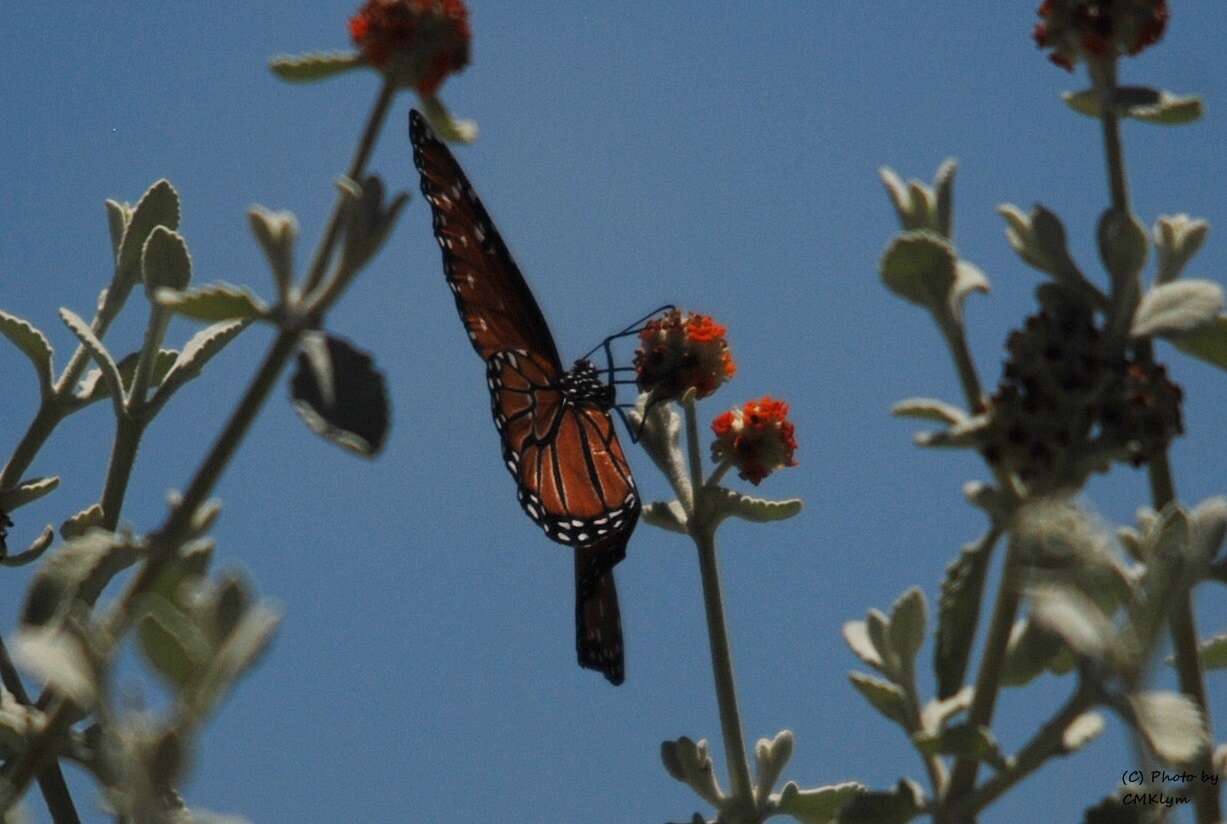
[1131,280,1224,339]
[0,310,54,392]
[880,231,957,310]
[156,283,268,322]
[269,51,364,83]
[775,780,864,824]
[142,225,192,292]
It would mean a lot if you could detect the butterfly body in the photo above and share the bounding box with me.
[411,110,637,684]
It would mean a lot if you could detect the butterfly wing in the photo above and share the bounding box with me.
[410,109,562,370]
[411,110,638,684]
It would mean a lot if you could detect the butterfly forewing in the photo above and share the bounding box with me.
[411,110,639,685]
[410,110,562,370]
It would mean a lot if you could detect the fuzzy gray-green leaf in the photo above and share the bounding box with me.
[248,206,297,299]
[934,159,956,239]
[269,51,364,82]
[880,231,957,309]
[913,724,1008,771]
[775,780,864,824]
[0,310,54,391]
[843,621,884,672]
[138,595,210,690]
[891,398,967,426]
[1132,280,1224,339]
[1171,314,1227,373]
[1188,634,1227,670]
[849,672,910,728]
[116,180,180,284]
[77,348,179,405]
[1154,214,1209,285]
[1129,691,1208,764]
[22,529,141,626]
[60,308,123,406]
[12,628,98,708]
[105,199,132,260]
[0,477,60,512]
[156,283,268,322]
[158,320,249,399]
[888,588,926,667]
[835,779,924,824]
[642,500,689,534]
[1062,712,1105,753]
[717,490,803,524]
[60,504,105,541]
[1063,87,1203,125]
[142,225,192,292]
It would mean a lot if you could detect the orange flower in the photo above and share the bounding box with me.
[710,397,798,485]
[349,0,471,95]
[634,309,735,402]
[1032,0,1167,71]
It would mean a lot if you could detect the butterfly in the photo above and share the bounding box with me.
[410,109,639,685]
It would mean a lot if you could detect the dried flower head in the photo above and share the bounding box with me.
[711,396,798,485]
[634,310,735,401]
[1033,0,1168,71]
[349,0,471,95]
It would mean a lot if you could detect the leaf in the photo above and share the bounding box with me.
[890,398,967,426]
[76,348,179,404]
[1128,691,1208,764]
[866,610,896,675]
[0,687,46,754]
[1062,712,1105,753]
[879,167,911,230]
[754,730,794,805]
[1,525,55,568]
[953,261,989,306]
[419,96,478,144]
[0,310,54,391]
[290,334,390,457]
[913,414,991,448]
[156,283,267,322]
[116,180,180,285]
[879,231,957,309]
[1184,634,1227,670]
[1132,280,1224,339]
[0,476,60,512]
[208,574,251,647]
[1063,87,1204,125]
[248,206,297,298]
[919,687,973,735]
[60,503,104,541]
[775,780,864,824]
[1154,214,1209,285]
[12,628,97,708]
[138,595,210,690]
[268,51,364,83]
[211,604,280,685]
[913,723,1008,771]
[1000,618,1067,687]
[712,488,803,524]
[843,621,884,671]
[155,320,249,406]
[105,198,132,260]
[22,530,141,626]
[1028,585,1115,661]
[1082,795,1153,824]
[848,673,910,728]
[142,225,192,292]
[934,159,956,239]
[59,308,123,407]
[642,500,688,534]
[835,779,924,824]
[1171,313,1227,373]
[888,588,926,668]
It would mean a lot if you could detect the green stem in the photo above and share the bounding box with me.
[942,538,1025,821]
[694,527,754,812]
[3,79,398,806]
[0,403,65,492]
[682,396,703,514]
[937,316,983,411]
[947,682,1094,819]
[0,637,79,824]
[301,77,396,296]
[98,416,144,532]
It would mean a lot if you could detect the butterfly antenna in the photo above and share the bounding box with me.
[581,304,677,361]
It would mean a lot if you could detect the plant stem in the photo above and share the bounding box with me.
[942,537,1025,822]
[682,397,703,514]
[1092,51,1221,824]
[694,527,754,811]
[0,637,79,823]
[2,79,398,806]
[302,77,396,296]
[947,682,1094,820]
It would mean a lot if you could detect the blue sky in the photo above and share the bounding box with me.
[2,3,1226,822]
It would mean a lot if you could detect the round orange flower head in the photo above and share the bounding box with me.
[1033,0,1167,71]
[349,0,471,95]
[634,309,736,402]
[710,396,798,486]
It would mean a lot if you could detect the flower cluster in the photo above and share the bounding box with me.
[711,397,798,485]
[634,309,735,402]
[983,290,1183,488]
[1033,0,1168,70]
[349,0,471,95]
